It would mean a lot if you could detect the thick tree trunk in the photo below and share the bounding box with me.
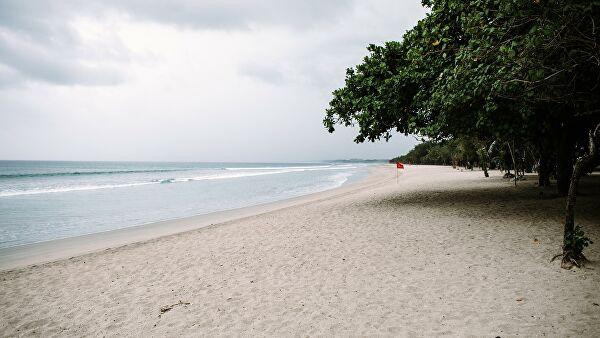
[560,123,599,269]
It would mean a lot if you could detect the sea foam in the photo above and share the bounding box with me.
[0,165,358,197]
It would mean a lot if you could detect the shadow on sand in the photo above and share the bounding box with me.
[370,174,600,226]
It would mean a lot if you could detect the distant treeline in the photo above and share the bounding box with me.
[332,159,387,164]
[391,139,477,168]
[390,138,539,177]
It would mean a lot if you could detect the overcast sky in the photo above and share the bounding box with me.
[0,1,427,162]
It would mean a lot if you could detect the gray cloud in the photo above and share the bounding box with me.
[0,0,356,87]
[0,35,124,86]
[0,1,127,86]
[108,0,355,30]
[232,1,427,89]
[0,65,22,88]
[238,61,285,85]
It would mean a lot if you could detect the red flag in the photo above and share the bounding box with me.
[396,162,404,169]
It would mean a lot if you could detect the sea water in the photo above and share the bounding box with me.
[0,160,377,248]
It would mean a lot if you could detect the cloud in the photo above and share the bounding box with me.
[0,1,130,86]
[232,1,428,89]
[0,64,22,88]
[0,31,124,86]
[0,0,357,87]
[108,0,356,30]
[238,61,285,85]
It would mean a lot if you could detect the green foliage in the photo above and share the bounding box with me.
[565,225,594,254]
[392,138,480,167]
[324,0,600,154]
[392,142,440,164]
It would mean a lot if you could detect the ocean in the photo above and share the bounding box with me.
[0,160,377,249]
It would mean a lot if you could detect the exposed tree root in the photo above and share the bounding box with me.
[551,251,588,269]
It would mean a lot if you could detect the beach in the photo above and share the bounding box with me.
[1,165,599,336]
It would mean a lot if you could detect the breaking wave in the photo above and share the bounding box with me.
[0,165,357,197]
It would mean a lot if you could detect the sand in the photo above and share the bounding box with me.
[1,165,599,337]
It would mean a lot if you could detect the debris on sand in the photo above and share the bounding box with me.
[159,300,190,316]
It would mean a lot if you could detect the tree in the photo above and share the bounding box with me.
[554,123,600,268]
[324,0,600,268]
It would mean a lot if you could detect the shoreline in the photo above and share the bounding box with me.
[0,165,394,271]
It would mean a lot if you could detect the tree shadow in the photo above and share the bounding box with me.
[370,174,600,226]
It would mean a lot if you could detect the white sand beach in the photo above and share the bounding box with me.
[1,165,599,336]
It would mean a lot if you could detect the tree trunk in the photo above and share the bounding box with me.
[538,152,552,187]
[556,126,575,196]
[482,163,489,177]
[478,146,490,177]
[560,123,600,269]
[507,141,517,186]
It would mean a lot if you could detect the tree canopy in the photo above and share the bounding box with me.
[325,0,599,143]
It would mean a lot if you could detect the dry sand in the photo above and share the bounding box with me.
[1,165,599,337]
